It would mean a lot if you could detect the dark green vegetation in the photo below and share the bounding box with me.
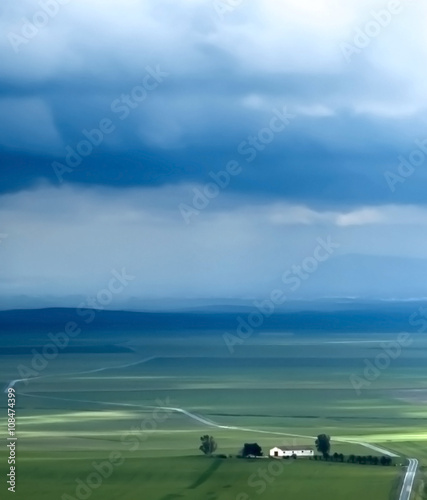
[1,309,426,499]
[241,443,263,457]
[200,435,218,456]
[315,434,331,458]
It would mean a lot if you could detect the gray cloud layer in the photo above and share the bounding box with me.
[1,0,426,304]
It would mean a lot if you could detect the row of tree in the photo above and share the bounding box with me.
[199,435,393,466]
[347,454,393,466]
[200,436,263,457]
[314,453,345,462]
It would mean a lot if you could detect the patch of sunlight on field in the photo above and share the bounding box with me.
[401,410,427,418]
[385,442,427,464]
[14,411,137,425]
[15,429,200,438]
[341,405,405,411]
[338,432,427,442]
[17,431,132,438]
[69,375,172,380]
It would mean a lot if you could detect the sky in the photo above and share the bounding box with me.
[1,0,427,309]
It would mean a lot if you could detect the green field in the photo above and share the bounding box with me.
[4,457,401,500]
[1,330,426,499]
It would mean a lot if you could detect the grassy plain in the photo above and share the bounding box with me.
[1,456,401,500]
[1,329,426,499]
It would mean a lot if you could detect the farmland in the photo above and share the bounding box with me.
[1,323,427,499]
[0,456,400,500]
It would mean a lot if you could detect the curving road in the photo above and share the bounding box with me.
[3,356,157,393]
[12,386,420,500]
[7,354,420,498]
[5,356,403,459]
[399,458,418,500]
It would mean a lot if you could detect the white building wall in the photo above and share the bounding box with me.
[269,447,313,457]
[283,449,313,457]
[270,447,284,457]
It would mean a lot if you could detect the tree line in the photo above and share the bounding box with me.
[199,434,393,466]
[313,453,393,465]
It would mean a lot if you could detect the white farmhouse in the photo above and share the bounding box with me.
[269,446,314,458]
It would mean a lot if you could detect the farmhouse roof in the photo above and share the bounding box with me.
[274,446,313,451]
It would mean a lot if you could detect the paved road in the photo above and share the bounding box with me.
[4,356,157,393]
[6,357,409,461]
[7,356,403,459]
[13,386,400,458]
[399,458,418,500]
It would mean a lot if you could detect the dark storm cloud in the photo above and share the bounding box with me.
[1,0,427,304]
[0,0,426,209]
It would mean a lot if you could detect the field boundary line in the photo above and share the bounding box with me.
[15,390,399,457]
[4,356,157,393]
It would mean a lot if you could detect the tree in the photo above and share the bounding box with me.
[242,443,263,457]
[315,434,331,458]
[199,435,217,456]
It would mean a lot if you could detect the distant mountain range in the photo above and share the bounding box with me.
[0,301,424,334]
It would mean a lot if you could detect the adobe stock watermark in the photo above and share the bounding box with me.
[14,268,135,387]
[61,452,124,500]
[178,107,295,224]
[340,0,407,63]
[61,399,174,500]
[384,138,427,193]
[7,0,72,53]
[236,457,293,500]
[349,333,412,395]
[212,0,245,21]
[52,65,169,183]
[409,304,427,333]
[351,304,427,394]
[0,233,8,244]
[120,399,174,452]
[223,236,340,353]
